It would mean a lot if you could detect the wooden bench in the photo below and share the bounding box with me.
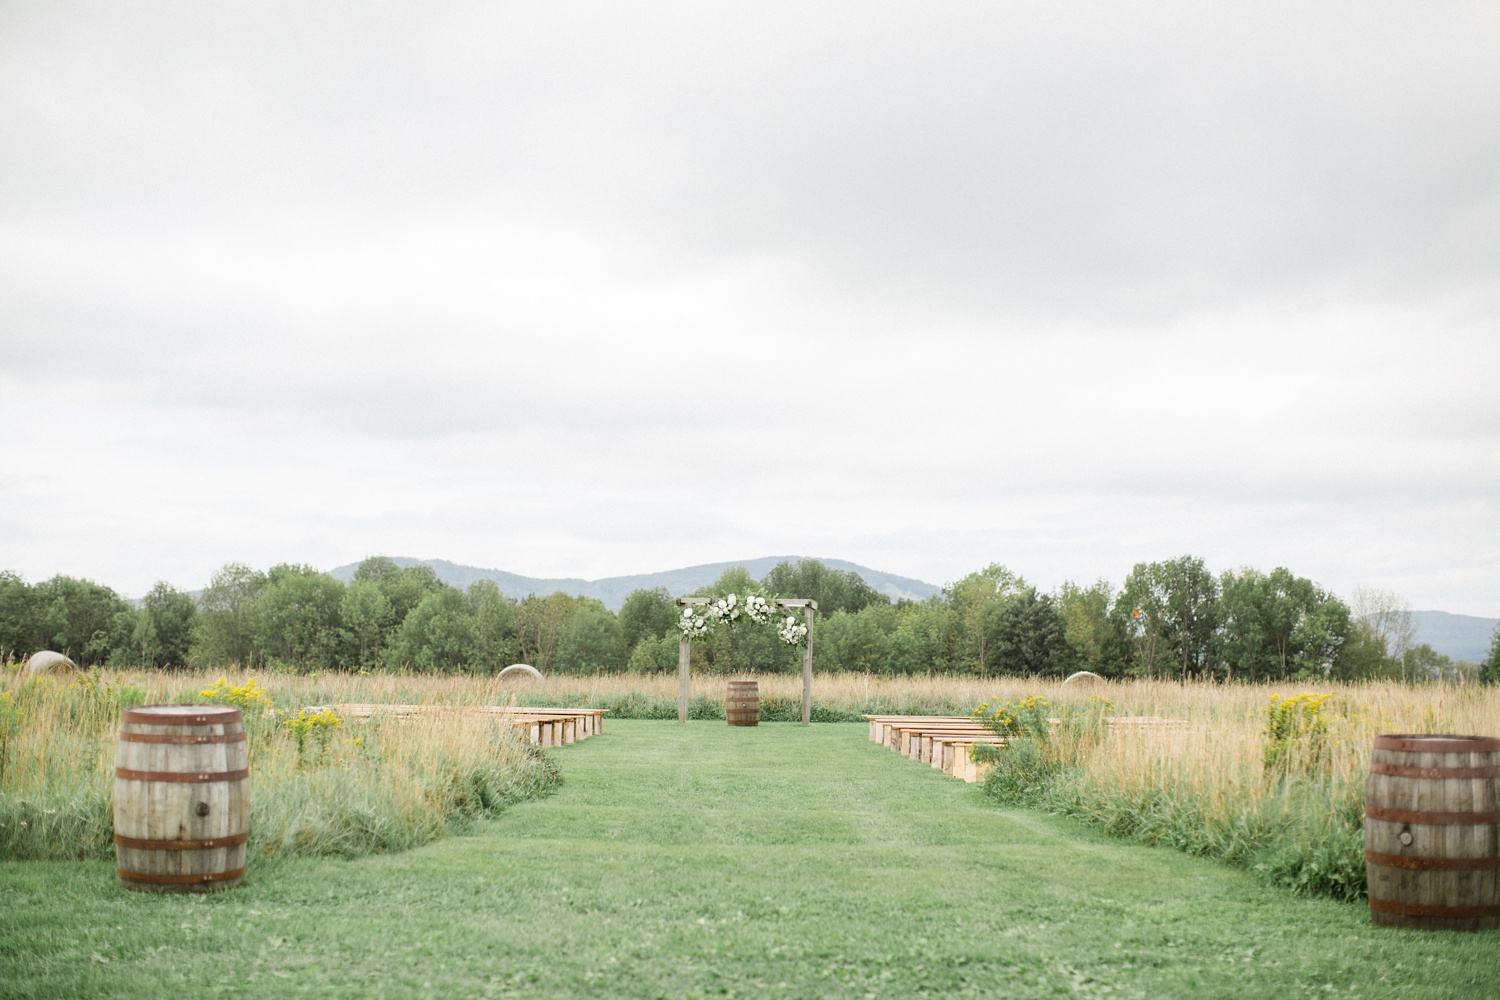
[862,715,1008,782]
[312,704,607,747]
[865,712,1201,784]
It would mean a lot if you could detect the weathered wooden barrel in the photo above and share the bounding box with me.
[726,680,759,727]
[114,705,250,893]
[1365,733,1499,931]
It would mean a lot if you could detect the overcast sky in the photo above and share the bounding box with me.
[2,2,1497,615]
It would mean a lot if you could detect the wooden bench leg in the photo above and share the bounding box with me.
[955,744,972,782]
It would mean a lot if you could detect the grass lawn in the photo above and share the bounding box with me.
[2,720,1496,999]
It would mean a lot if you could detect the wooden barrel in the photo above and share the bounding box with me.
[726,680,759,727]
[1365,733,1499,931]
[114,705,250,893]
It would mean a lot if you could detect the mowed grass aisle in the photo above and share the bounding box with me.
[2,721,1496,999]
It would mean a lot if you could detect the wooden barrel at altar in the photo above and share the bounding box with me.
[726,680,760,727]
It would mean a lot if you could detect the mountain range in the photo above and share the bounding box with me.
[325,556,1496,663]
[326,555,942,611]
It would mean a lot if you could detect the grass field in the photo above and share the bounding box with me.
[2,720,1496,999]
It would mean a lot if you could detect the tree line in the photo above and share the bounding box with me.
[2,556,1495,683]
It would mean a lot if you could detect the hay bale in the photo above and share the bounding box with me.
[26,650,77,676]
[497,663,542,680]
[1062,670,1103,687]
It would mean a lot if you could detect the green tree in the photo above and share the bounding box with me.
[761,559,889,616]
[944,564,1023,674]
[812,605,896,674]
[467,580,518,672]
[1405,643,1453,683]
[555,601,625,674]
[1481,626,1500,686]
[134,582,197,667]
[1330,620,1396,680]
[1289,588,1351,678]
[887,600,958,675]
[387,588,475,672]
[355,557,446,627]
[192,562,267,668]
[618,587,679,652]
[30,575,134,666]
[1057,580,1128,677]
[0,572,37,662]
[340,580,393,670]
[992,587,1071,676]
[253,564,347,670]
[626,635,677,674]
[513,592,584,673]
[1118,557,1219,680]
[1350,586,1416,680]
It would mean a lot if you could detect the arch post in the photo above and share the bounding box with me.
[773,599,817,725]
[803,606,814,725]
[678,634,691,724]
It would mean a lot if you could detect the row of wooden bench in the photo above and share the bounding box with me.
[865,715,1005,782]
[865,714,1202,783]
[312,704,606,747]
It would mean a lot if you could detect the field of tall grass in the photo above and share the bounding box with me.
[966,677,1500,901]
[0,666,559,864]
[4,664,1495,904]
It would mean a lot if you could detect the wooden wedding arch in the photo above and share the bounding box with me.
[675,597,818,725]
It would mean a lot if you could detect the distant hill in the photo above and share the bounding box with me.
[1410,610,1498,663]
[326,556,943,611]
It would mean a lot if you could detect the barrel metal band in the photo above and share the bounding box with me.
[1369,897,1500,919]
[1372,734,1500,753]
[118,868,244,885]
[115,832,248,851]
[1365,805,1500,825]
[119,731,247,745]
[115,768,250,783]
[122,708,242,726]
[1370,761,1500,780]
[1366,850,1500,871]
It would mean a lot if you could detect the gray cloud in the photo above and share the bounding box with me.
[2,2,1497,614]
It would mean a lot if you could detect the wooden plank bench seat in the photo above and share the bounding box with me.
[862,714,1008,782]
[311,704,607,747]
[865,712,1199,784]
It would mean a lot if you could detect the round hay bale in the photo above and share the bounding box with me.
[497,663,542,680]
[1062,670,1104,687]
[26,651,77,676]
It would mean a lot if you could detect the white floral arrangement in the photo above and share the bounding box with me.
[678,594,807,645]
[777,615,809,647]
[705,593,743,628]
[742,594,772,625]
[677,606,713,639]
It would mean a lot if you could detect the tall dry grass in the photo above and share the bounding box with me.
[5,664,1494,899]
[0,666,558,863]
[966,678,1500,900]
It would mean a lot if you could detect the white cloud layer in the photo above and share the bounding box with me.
[2,2,1497,614]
